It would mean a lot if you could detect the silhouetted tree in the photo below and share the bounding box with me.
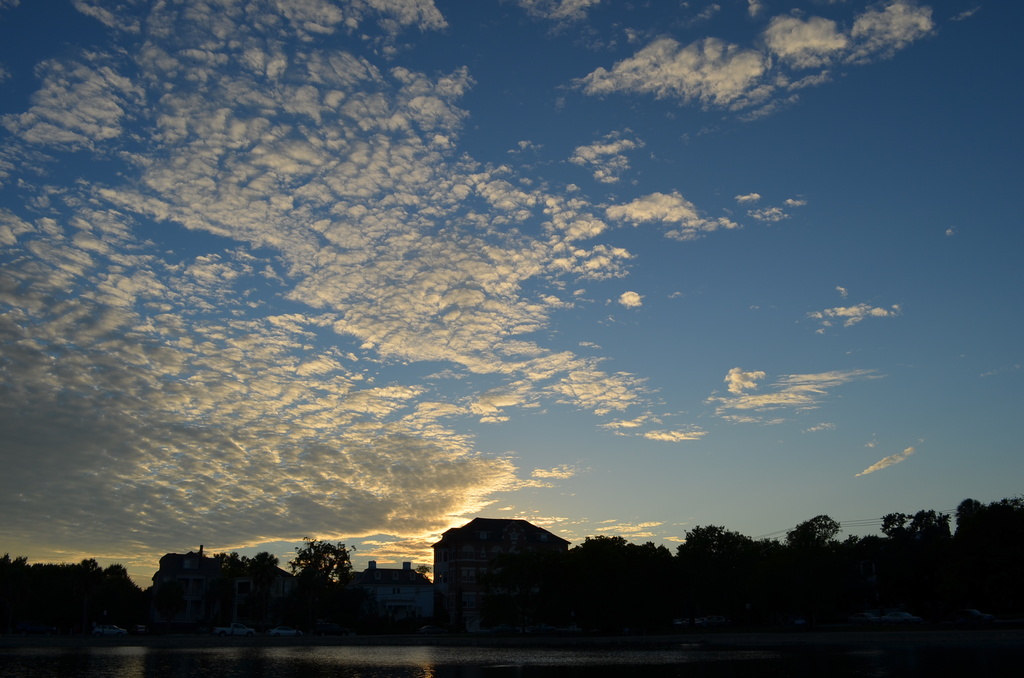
[246,552,280,626]
[783,515,843,623]
[95,564,145,629]
[74,559,104,634]
[948,496,1024,612]
[0,554,30,634]
[677,525,756,624]
[154,580,186,632]
[289,538,353,628]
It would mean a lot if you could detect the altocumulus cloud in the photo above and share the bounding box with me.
[0,0,661,567]
[577,0,933,116]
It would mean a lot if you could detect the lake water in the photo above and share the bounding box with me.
[1,643,1021,678]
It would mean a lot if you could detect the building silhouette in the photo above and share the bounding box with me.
[432,518,569,630]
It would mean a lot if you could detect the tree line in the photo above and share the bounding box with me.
[3,495,1022,634]
[479,496,1024,632]
[1,537,360,634]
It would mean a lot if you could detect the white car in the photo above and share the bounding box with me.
[93,624,127,636]
[267,626,302,637]
[880,611,922,624]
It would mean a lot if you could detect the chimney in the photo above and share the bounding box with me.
[403,562,411,570]
[199,545,204,557]
[368,561,376,569]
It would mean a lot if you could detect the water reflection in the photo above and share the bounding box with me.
[1,644,1021,678]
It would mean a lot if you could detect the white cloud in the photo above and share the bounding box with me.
[847,0,934,64]
[711,369,879,422]
[516,0,600,23]
[569,131,645,184]
[952,7,980,22]
[578,1,935,115]
[0,0,665,569]
[764,15,848,69]
[579,37,769,110]
[725,367,766,395]
[606,191,740,241]
[618,290,643,308]
[856,446,916,476]
[808,302,902,330]
[531,464,578,479]
[642,429,707,442]
[735,193,761,204]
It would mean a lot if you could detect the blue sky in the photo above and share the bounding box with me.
[1,0,1021,583]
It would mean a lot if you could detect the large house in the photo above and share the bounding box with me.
[151,546,222,627]
[229,565,296,626]
[432,518,570,630]
[351,561,433,621]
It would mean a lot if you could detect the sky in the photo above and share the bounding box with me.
[1,0,1021,585]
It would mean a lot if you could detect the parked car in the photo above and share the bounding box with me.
[880,611,922,624]
[267,626,302,637]
[848,612,880,624]
[481,624,520,634]
[213,622,256,636]
[93,624,128,636]
[703,615,731,627]
[953,609,995,626]
[416,625,447,634]
[132,624,148,635]
[313,622,352,636]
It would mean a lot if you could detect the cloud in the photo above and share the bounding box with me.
[577,1,935,115]
[579,37,769,110]
[725,367,766,395]
[803,422,836,433]
[951,7,980,22]
[746,197,806,223]
[642,429,707,442]
[605,191,739,241]
[808,302,902,330]
[515,0,601,23]
[0,0,667,570]
[847,1,934,64]
[764,15,849,69]
[856,446,916,476]
[618,290,643,308]
[711,369,879,422]
[836,286,849,298]
[531,464,578,479]
[569,131,645,184]
[735,193,761,204]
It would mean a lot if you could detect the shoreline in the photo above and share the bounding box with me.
[4,627,1024,651]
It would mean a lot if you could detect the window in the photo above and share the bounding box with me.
[462,593,476,609]
[461,568,475,582]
